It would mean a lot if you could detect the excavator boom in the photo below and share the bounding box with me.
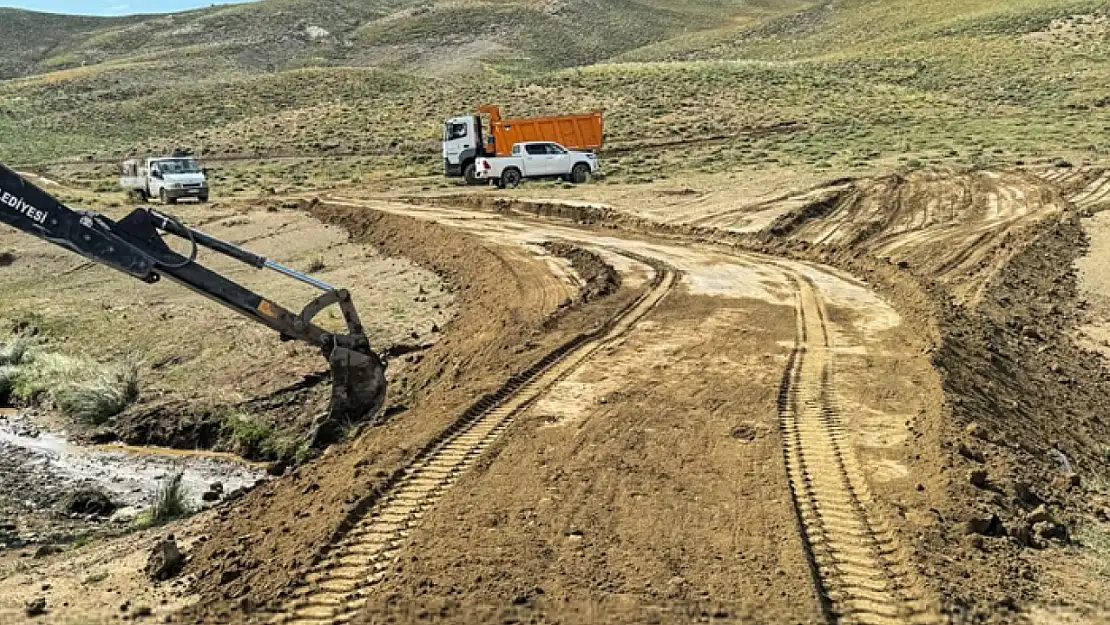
[0,163,386,448]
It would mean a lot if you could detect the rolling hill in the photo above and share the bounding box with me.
[0,0,1106,179]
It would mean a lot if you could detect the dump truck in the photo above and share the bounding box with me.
[443,105,603,185]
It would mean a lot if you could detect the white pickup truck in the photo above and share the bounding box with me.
[119,156,209,204]
[475,141,599,188]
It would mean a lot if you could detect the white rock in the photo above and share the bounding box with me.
[305,26,330,40]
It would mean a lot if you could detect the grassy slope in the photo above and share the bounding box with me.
[0,9,141,80]
[0,0,1106,176]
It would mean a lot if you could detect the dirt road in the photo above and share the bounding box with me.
[218,198,943,624]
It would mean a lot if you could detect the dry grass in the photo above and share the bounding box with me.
[0,329,140,423]
[52,360,141,425]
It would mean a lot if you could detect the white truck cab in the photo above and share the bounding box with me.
[120,156,209,204]
[442,115,486,184]
[475,142,599,188]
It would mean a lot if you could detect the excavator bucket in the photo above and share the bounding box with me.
[310,345,389,449]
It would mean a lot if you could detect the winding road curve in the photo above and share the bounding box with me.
[259,254,677,625]
[257,197,941,624]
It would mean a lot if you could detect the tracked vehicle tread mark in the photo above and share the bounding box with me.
[263,252,677,625]
[779,274,941,625]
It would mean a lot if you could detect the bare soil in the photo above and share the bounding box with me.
[353,293,823,624]
[6,164,1110,625]
[374,168,1110,622]
[175,204,643,623]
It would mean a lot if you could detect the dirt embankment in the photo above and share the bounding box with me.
[540,241,621,304]
[177,204,641,622]
[407,194,616,226]
[764,170,1063,306]
[753,174,1108,622]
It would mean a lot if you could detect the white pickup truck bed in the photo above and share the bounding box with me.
[475,141,599,188]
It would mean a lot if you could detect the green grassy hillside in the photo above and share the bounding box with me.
[0,0,1106,179]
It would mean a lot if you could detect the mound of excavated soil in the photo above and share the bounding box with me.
[540,241,621,304]
[766,169,1063,307]
[176,204,640,622]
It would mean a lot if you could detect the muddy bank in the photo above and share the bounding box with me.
[540,241,621,304]
[176,205,640,622]
[0,411,265,552]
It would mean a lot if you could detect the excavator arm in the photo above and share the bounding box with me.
[0,163,386,448]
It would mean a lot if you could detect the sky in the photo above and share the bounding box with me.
[1,0,255,16]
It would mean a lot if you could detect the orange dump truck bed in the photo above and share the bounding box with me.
[481,106,604,158]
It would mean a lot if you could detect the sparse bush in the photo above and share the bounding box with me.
[222,411,304,461]
[0,365,20,399]
[12,352,86,402]
[0,251,14,267]
[305,254,326,273]
[135,469,188,528]
[0,332,38,366]
[53,360,141,424]
[224,411,275,458]
[0,328,140,419]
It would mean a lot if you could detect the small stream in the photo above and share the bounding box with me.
[0,408,267,527]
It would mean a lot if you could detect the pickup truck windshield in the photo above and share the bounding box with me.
[155,159,201,174]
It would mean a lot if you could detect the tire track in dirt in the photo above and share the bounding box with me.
[1037,166,1109,208]
[299,196,941,622]
[257,254,677,625]
[778,272,939,625]
[1071,171,1110,208]
[1038,166,1090,185]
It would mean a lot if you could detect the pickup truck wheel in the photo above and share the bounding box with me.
[571,163,590,184]
[463,163,479,186]
[502,168,522,188]
[159,189,175,205]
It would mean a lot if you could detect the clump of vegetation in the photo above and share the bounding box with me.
[0,327,140,423]
[135,469,188,529]
[83,572,109,585]
[11,351,86,402]
[0,330,39,367]
[305,253,327,273]
[222,410,302,461]
[53,360,140,424]
[0,251,14,267]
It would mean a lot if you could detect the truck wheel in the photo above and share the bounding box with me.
[502,168,522,188]
[198,195,209,204]
[463,163,479,186]
[571,163,590,184]
[160,189,175,205]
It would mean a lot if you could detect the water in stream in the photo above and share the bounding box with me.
[0,408,267,539]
